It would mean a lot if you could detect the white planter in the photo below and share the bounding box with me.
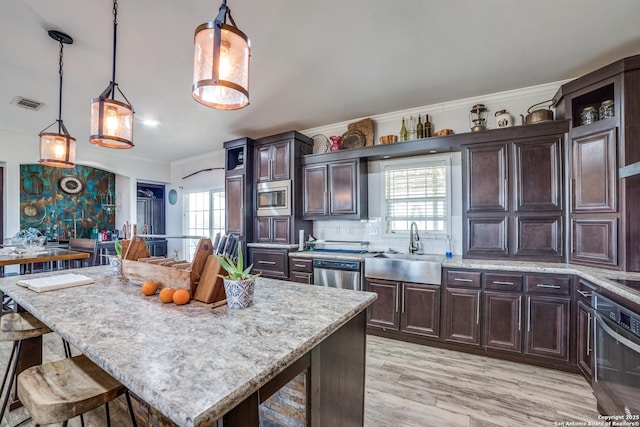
[223,279,255,309]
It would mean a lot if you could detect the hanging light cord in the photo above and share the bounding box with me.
[110,0,118,100]
[57,40,64,132]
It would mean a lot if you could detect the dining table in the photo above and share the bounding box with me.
[0,265,376,427]
[0,247,91,273]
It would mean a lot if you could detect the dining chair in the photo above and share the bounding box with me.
[68,238,98,268]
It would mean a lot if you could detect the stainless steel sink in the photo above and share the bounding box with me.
[365,253,443,285]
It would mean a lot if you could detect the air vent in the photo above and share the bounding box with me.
[11,96,45,111]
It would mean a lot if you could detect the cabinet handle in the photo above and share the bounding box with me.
[577,290,592,298]
[527,297,531,332]
[401,290,405,314]
[536,283,561,289]
[586,311,591,356]
[294,264,307,268]
[476,292,480,325]
[395,288,399,313]
[258,260,276,265]
[493,281,514,285]
[518,296,522,331]
[454,278,473,282]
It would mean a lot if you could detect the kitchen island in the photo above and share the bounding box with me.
[0,266,377,427]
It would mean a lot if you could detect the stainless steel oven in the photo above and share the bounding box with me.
[593,292,640,417]
[256,180,291,216]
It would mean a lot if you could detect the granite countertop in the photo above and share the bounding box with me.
[0,266,376,427]
[443,256,640,305]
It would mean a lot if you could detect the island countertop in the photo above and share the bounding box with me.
[0,266,377,427]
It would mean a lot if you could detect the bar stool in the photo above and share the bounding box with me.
[17,354,138,427]
[0,312,52,422]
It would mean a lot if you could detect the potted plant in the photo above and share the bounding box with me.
[216,246,260,309]
[101,239,123,276]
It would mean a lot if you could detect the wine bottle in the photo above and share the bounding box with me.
[400,117,408,141]
[416,115,424,139]
[424,114,432,137]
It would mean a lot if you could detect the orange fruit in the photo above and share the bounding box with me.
[140,281,158,296]
[173,289,190,305]
[159,288,176,303]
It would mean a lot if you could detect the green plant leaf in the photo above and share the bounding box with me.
[114,239,122,257]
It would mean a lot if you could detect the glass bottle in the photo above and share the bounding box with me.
[424,114,432,137]
[416,115,424,139]
[408,116,416,140]
[400,117,408,141]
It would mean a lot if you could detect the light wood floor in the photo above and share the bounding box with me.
[0,333,599,426]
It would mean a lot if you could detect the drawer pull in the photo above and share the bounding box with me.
[493,281,514,285]
[536,284,561,289]
[294,264,307,268]
[454,278,473,282]
[258,260,277,265]
[577,290,592,298]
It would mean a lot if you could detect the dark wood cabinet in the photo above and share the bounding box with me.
[289,257,313,284]
[302,159,368,219]
[224,137,255,255]
[365,279,440,338]
[483,291,522,353]
[577,301,593,379]
[136,197,164,235]
[555,54,640,271]
[443,287,481,346]
[525,295,570,361]
[248,247,289,279]
[256,141,290,182]
[462,124,567,262]
[225,175,245,236]
[255,216,290,243]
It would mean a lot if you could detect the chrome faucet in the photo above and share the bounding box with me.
[409,222,420,254]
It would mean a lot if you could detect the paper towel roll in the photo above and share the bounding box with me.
[298,230,304,251]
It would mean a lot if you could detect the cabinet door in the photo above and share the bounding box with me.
[249,248,288,279]
[572,128,617,213]
[571,217,618,266]
[328,160,358,215]
[303,165,328,217]
[514,138,562,212]
[465,217,508,256]
[401,283,440,338]
[271,141,291,181]
[443,288,480,346]
[271,217,290,243]
[577,301,593,380]
[150,199,165,235]
[255,217,271,242]
[255,145,272,182]
[525,296,570,361]
[513,215,563,257]
[136,199,148,230]
[365,279,400,330]
[483,291,522,353]
[465,144,508,212]
[225,175,245,235]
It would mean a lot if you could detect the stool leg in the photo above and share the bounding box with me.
[125,391,138,427]
[0,341,17,401]
[105,401,111,427]
[62,421,68,427]
[0,340,21,422]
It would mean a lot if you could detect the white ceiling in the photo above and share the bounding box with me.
[2,0,640,164]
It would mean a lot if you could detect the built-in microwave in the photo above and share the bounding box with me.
[256,180,291,216]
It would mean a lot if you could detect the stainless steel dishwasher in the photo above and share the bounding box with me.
[313,259,362,291]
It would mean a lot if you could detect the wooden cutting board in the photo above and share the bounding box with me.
[122,237,150,261]
[190,238,213,295]
[193,255,226,303]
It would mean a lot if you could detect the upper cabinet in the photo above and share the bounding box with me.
[302,159,368,220]
[255,140,291,182]
[462,122,567,262]
[555,54,640,271]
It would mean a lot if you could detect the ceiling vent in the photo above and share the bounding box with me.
[11,96,45,111]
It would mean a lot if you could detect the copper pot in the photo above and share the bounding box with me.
[521,99,555,125]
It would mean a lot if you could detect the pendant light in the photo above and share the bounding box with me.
[90,0,134,148]
[39,30,76,168]
[193,0,251,110]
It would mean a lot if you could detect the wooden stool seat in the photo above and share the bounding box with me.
[0,312,51,341]
[17,355,125,425]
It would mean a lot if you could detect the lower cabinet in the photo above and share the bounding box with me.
[289,257,313,284]
[483,291,522,353]
[255,217,290,244]
[364,279,440,338]
[248,248,289,279]
[577,301,593,379]
[525,295,570,361]
[443,288,480,346]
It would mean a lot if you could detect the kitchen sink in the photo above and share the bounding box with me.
[364,253,443,285]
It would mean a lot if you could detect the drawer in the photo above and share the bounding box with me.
[446,270,481,288]
[289,257,313,273]
[249,249,288,279]
[525,274,571,296]
[290,271,313,284]
[576,279,596,306]
[484,273,523,292]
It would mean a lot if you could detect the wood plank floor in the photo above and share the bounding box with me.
[0,333,599,426]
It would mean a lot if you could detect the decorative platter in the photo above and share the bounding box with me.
[340,129,366,150]
[312,134,330,154]
[59,176,84,194]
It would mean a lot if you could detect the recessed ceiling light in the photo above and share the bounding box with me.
[141,119,160,127]
[429,150,437,153]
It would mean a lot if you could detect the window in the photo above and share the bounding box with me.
[383,158,450,235]
[184,189,225,260]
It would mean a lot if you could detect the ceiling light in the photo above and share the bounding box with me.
[192,0,251,110]
[39,30,76,169]
[90,0,134,149]
[141,119,160,127]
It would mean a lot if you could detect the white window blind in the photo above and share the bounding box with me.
[384,163,447,234]
[184,190,225,260]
